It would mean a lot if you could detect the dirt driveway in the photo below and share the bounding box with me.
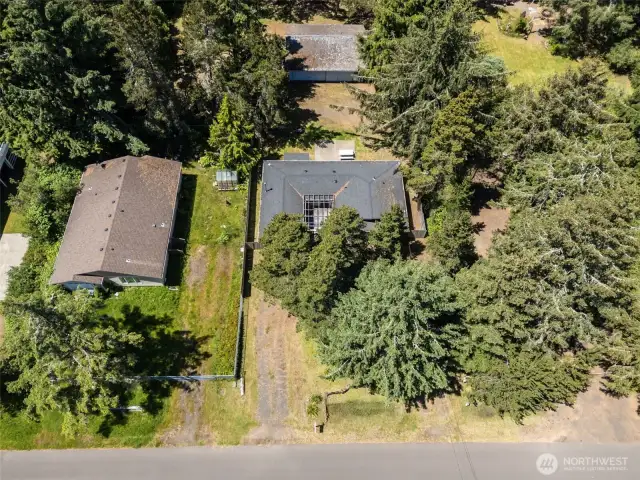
[244,295,296,444]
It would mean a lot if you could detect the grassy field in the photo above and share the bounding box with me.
[474,16,575,87]
[475,15,630,91]
[2,211,26,234]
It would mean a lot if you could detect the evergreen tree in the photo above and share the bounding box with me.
[322,260,463,406]
[360,0,445,70]
[355,0,506,162]
[223,30,290,149]
[417,89,494,199]
[0,0,145,163]
[199,95,260,177]
[492,61,625,168]
[458,191,640,365]
[549,0,636,62]
[110,0,187,143]
[469,350,590,423]
[251,213,312,308]
[296,207,367,330]
[600,303,640,396]
[369,204,406,260]
[182,0,289,151]
[427,205,477,274]
[0,291,143,437]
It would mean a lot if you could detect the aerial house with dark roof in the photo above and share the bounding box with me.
[281,24,365,82]
[259,160,408,238]
[50,156,182,291]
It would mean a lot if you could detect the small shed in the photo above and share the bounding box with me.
[215,170,238,191]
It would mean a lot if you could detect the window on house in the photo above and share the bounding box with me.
[119,277,139,285]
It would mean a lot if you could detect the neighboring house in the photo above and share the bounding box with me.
[281,24,365,82]
[259,160,410,237]
[50,156,182,291]
[0,143,18,188]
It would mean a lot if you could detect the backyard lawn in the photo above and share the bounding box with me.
[0,167,256,449]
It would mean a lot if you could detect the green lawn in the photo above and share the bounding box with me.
[0,167,252,449]
[158,167,256,444]
[475,16,630,91]
[2,210,26,234]
[100,287,180,320]
[0,388,167,450]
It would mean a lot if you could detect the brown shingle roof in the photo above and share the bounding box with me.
[50,156,182,285]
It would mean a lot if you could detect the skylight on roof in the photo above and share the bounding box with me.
[303,194,334,232]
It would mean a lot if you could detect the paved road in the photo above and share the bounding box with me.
[2,443,639,480]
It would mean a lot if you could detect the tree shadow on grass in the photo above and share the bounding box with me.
[0,367,25,416]
[97,304,211,437]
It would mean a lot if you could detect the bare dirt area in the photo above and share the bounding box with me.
[160,383,209,446]
[299,83,373,132]
[244,295,296,444]
[521,376,640,443]
[185,245,208,288]
[472,207,510,257]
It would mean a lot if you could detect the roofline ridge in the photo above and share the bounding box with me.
[98,156,130,271]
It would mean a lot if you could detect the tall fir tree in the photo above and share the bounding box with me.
[322,260,463,406]
[110,0,187,146]
[0,291,143,437]
[0,0,145,163]
[199,95,260,177]
[355,0,506,162]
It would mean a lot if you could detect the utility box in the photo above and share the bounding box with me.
[215,170,238,191]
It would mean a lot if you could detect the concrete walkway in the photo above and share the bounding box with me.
[2,443,639,480]
[0,233,29,301]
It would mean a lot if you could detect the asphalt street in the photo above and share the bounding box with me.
[2,443,639,480]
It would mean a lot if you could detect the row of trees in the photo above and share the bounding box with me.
[0,0,297,240]
[252,205,406,334]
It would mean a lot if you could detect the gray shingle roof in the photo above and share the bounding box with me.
[259,160,407,236]
[50,156,182,285]
[283,24,365,72]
